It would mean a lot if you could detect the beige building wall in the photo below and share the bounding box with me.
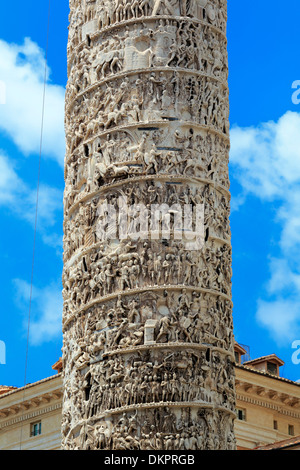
[0,375,62,450]
[235,363,300,450]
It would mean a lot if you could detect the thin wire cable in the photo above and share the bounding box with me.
[19,0,51,450]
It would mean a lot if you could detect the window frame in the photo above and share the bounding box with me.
[237,408,247,421]
[288,424,295,436]
[30,421,42,437]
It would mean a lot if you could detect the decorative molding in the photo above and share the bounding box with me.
[236,393,300,419]
[0,403,62,430]
[63,284,233,329]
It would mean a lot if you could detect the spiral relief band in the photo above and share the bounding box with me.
[62,0,236,450]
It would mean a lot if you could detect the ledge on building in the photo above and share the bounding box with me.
[52,358,63,374]
[0,386,18,396]
[254,435,300,450]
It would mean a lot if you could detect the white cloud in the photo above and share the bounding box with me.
[230,111,300,343]
[0,38,65,347]
[22,183,63,227]
[13,278,63,346]
[0,37,65,166]
[230,112,300,202]
[266,258,299,295]
[0,153,25,204]
[256,298,300,345]
[0,37,64,249]
[0,152,63,249]
[276,191,300,255]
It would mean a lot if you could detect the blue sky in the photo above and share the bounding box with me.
[0,0,300,387]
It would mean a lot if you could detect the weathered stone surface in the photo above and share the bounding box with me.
[62,0,236,450]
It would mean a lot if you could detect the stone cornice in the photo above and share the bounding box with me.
[0,374,62,400]
[0,377,63,429]
[236,370,300,415]
[236,393,300,419]
[0,402,62,431]
[236,364,300,388]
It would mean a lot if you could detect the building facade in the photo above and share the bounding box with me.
[234,350,300,450]
[0,374,62,450]
[62,0,235,450]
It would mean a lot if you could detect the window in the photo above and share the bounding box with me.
[288,425,295,436]
[237,408,246,421]
[267,362,278,376]
[30,421,42,437]
[273,420,278,430]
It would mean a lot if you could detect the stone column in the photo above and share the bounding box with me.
[62,0,236,450]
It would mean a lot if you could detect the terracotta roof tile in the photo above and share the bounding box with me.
[0,386,18,396]
[254,435,300,450]
[236,363,300,386]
